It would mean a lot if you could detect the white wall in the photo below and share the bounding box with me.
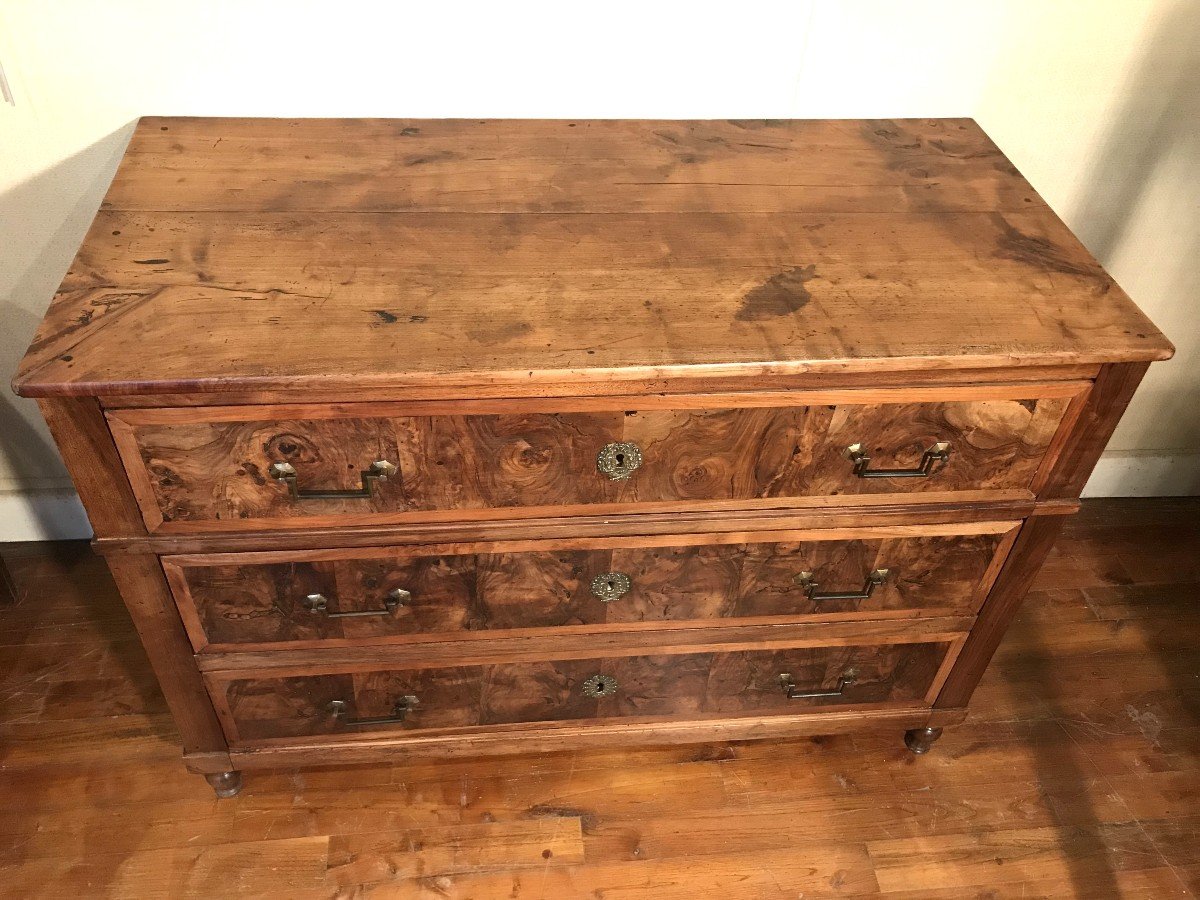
[2,0,1197,539]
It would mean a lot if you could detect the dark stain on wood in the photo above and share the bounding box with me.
[133,258,170,265]
[373,310,399,325]
[871,126,922,151]
[735,265,817,321]
[466,321,534,343]
[403,150,459,167]
[992,214,1103,281]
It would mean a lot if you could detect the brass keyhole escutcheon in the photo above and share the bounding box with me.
[597,442,643,481]
[582,674,619,698]
[590,572,631,602]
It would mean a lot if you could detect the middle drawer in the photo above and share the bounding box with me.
[164,521,1017,651]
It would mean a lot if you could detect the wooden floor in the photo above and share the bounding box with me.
[0,499,1197,899]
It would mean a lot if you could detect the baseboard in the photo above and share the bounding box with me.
[1083,452,1200,498]
[0,490,92,542]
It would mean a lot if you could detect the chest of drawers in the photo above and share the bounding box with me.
[14,118,1171,797]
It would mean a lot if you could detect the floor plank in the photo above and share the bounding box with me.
[0,497,1197,897]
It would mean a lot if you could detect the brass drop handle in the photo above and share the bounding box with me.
[779,669,856,700]
[329,696,418,726]
[794,568,889,602]
[591,572,631,602]
[303,588,409,618]
[269,459,397,500]
[596,442,643,481]
[844,442,951,478]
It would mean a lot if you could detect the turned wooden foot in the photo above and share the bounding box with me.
[904,727,944,754]
[204,771,243,798]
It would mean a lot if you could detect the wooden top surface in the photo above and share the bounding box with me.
[14,117,1172,399]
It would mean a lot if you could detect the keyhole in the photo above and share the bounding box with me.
[615,452,625,467]
[606,580,616,591]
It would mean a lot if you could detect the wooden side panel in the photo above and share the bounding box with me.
[216,640,952,745]
[935,515,1064,709]
[31,398,230,769]
[936,363,1157,710]
[37,397,145,536]
[105,553,230,761]
[167,529,1011,649]
[1040,362,1150,499]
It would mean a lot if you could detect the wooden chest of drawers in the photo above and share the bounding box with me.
[14,118,1172,797]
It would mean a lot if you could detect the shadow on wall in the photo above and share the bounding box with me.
[1072,0,1200,265]
[0,125,135,538]
[994,10,1200,899]
[1072,0,1200,479]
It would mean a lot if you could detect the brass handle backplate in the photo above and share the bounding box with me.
[596,442,642,481]
[844,442,951,478]
[270,459,397,500]
[582,674,619,698]
[591,572,631,602]
[779,669,856,700]
[304,588,409,618]
[794,569,889,602]
[329,696,418,726]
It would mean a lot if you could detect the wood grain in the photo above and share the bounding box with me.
[1041,361,1151,500]
[102,118,1041,214]
[936,362,1159,711]
[2,113,1181,891]
[94,495,1041,555]
[95,363,1105,407]
[37,398,146,536]
[109,393,1073,530]
[195,616,973,675]
[103,553,229,762]
[216,641,952,745]
[2,478,1194,898]
[12,119,1171,401]
[937,509,1069,716]
[165,526,1013,649]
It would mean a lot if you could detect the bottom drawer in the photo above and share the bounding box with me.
[211,639,958,745]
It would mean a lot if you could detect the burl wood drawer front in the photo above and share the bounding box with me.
[210,639,956,745]
[164,523,1017,651]
[108,385,1084,532]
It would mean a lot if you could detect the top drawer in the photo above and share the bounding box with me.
[107,385,1085,532]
